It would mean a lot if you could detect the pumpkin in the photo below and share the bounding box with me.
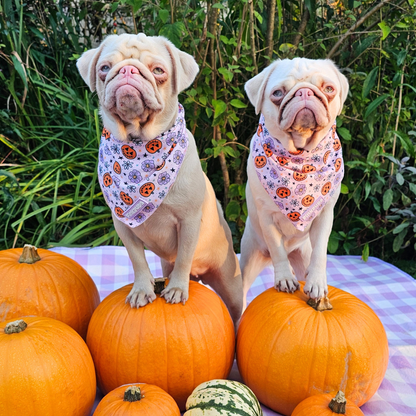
[0,244,100,339]
[86,278,235,411]
[291,391,365,416]
[93,384,180,416]
[184,379,263,416]
[236,282,388,416]
[0,317,96,416]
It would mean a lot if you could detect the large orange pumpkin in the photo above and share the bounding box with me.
[292,391,365,416]
[0,317,96,416]
[86,279,235,411]
[236,282,388,416]
[0,244,100,339]
[93,384,180,416]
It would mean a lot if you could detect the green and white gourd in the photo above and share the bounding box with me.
[184,379,263,416]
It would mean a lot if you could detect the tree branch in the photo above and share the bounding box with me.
[293,6,310,48]
[266,0,276,59]
[326,0,391,59]
[248,0,258,74]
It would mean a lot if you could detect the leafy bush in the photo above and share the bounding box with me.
[1,0,415,276]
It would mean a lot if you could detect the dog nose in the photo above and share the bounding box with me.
[295,88,315,98]
[119,65,139,76]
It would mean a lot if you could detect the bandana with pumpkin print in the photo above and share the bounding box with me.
[98,103,188,228]
[251,114,344,231]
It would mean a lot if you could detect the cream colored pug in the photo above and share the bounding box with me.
[240,58,349,308]
[77,33,243,323]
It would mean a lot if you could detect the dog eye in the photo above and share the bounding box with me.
[153,67,164,75]
[324,86,334,93]
[273,90,283,97]
[100,65,111,72]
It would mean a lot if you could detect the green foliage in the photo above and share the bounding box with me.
[0,0,415,276]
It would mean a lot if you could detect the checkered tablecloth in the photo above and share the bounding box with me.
[51,246,416,416]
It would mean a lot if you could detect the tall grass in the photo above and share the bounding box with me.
[1,0,415,276]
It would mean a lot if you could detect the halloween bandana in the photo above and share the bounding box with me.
[251,114,344,231]
[98,103,188,228]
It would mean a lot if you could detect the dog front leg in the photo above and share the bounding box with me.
[113,216,156,307]
[303,199,336,300]
[161,211,202,304]
[258,215,300,293]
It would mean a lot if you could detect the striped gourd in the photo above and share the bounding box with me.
[184,379,263,416]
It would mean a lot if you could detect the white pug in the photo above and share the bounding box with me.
[240,58,349,308]
[77,33,243,323]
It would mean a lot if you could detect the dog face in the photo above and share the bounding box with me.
[245,58,349,152]
[77,33,199,141]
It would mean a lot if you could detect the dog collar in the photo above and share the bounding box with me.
[98,103,188,228]
[251,114,344,231]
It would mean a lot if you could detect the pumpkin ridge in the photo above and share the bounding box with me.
[298,307,321,402]
[239,293,280,389]
[114,297,134,393]
[266,304,309,406]
[326,305,351,393]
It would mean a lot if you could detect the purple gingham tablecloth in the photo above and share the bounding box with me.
[51,247,416,416]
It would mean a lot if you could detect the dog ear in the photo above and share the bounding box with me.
[326,60,349,115]
[161,37,199,95]
[245,61,280,114]
[77,45,104,92]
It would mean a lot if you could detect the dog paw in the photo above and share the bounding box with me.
[274,276,300,293]
[161,282,189,305]
[303,274,328,299]
[126,282,156,308]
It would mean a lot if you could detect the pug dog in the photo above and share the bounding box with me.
[240,58,349,308]
[77,33,243,323]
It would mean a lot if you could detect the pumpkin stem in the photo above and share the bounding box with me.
[154,278,167,295]
[124,386,143,402]
[4,320,28,334]
[19,244,41,264]
[328,391,347,414]
[307,296,333,311]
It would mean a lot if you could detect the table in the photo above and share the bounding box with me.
[51,246,416,416]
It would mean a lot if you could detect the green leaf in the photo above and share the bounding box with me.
[362,67,378,98]
[226,200,241,221]
[408,183,416,195]
[133,0,142,14]
[364,94,389,119]
[396,172,404,186]
[341,183,349,194]
[212,99,227,118]
[361,243,369,262]
[378,21,391,40]
[218,67,233,82]
[393,222,408,235]
[159,22,185,47]
[230,99,247,108]
[158,9,169,24]
[11,54,28,89]
[328,231,340,254]
[212,2,225,8]
[337,127,352,141]
[199,96,207,106]
[383,189,393,211]
[393,229,407,252]
[111,2,119,13]
[254,11,263,24]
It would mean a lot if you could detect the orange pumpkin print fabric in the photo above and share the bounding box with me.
[251,114,344,230]
[98,104,188,228]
